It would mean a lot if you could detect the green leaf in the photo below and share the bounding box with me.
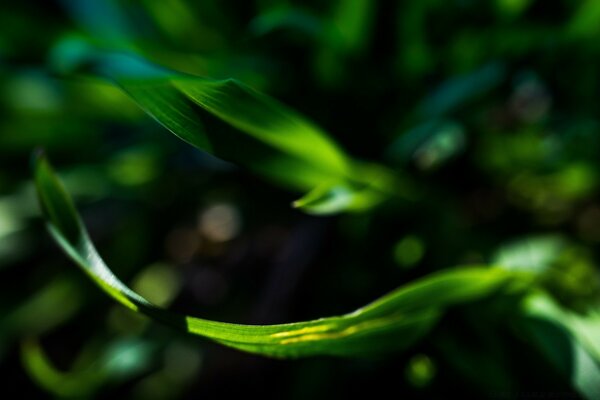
[33,153,519,358]
[50,38,413,213]
[21,337,156,398]
[173,76,350,183]
[329,0,375,55]
[292,182,381,215]
[419,63,505,117]
[387,120,466,171]
[518,291,600,400]
[568,0,600,39]
[492,235,566,273]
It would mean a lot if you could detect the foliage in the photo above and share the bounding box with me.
[2,0,600,398]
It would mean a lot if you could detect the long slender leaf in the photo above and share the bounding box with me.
[34,153,518,358]
[50,39,415,213]
[518,291,600,400]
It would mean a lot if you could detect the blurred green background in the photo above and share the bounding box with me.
[2,0,600,398]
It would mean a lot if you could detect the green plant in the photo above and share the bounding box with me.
[34,45,600,398]
[2,1,600,398]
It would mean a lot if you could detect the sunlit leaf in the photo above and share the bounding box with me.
[33,153,519,358]
[21,336,156,398]
[49,38,412,213]
[329,0,375,55]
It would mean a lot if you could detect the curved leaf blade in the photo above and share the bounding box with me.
[173,77,350,177]
[34,153,517,358]
[50,39,415,212]
[518,292,600,400]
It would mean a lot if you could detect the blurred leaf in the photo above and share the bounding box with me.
[21,338,103,398]
[0,189,37,267]
[329,0,375,55]
[21,336,156,398]
[394,1,436,79]
[518,291,600,400]
[477,131,551,177]
[543,247,600,313]
[492,235,566,273]
[313,0,375,85]
[0,230,30,269]
[495,0,533,19]
[293,162,400,214]
[503,163,598,221]
[33,153,520,358]
[494,235,600,312]
[388,120,466,170]
[419,63,505,117]
[1,277,83,339]
[568,0,600,39]
[250,7,323,38]
[60,0,136,43]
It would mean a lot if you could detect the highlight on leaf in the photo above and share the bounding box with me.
[48,37,417,215]
[33,152,518,358]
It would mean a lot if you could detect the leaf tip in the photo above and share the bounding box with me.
[291,199,304,209]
